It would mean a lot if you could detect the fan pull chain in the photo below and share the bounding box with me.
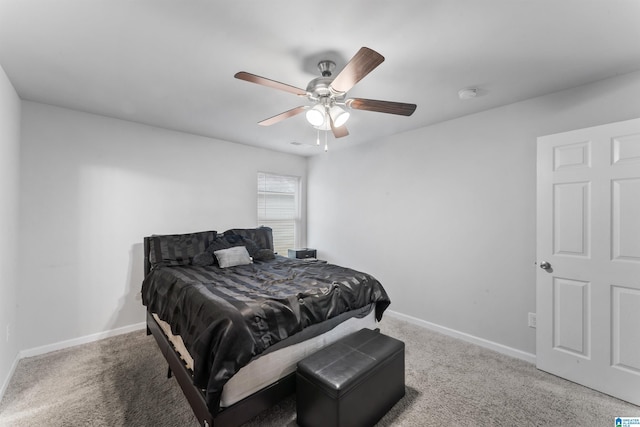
[324,130,328,152]
[316,130,320,146]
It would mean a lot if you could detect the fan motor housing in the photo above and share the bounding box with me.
[306,77,347,104]
[306,77,333,97]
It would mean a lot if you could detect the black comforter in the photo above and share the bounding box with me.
[141,256,390,412]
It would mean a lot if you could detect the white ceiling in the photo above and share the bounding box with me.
[1,1,639,156]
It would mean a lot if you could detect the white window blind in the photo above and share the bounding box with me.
[257,172,300,255]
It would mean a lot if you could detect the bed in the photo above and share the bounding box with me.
[141,227,391,426]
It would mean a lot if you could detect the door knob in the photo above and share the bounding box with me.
[539,261,551,270]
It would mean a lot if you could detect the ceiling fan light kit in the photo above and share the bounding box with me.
[234,47,417,149]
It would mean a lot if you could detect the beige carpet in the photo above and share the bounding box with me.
[1,316,637,426]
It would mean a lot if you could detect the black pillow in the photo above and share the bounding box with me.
[147,230,217,267]
[205,237,232,254]
[192,252,214,266]
[242,238,260,257]
[224,234,244,245]
[253,248,276,261]
[224,227,274,251]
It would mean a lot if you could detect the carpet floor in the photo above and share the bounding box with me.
[0,315,637,426]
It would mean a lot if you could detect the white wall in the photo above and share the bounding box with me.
[0,64,21,396]
[308,70,640,356]
[18,101,307,351]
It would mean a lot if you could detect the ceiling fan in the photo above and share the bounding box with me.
[234,47,417,141]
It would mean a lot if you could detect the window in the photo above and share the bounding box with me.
[257,172,301,255]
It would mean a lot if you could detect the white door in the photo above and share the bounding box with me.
[536,117,640,405]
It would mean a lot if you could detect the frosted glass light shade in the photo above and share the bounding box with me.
[329,106,350,127]
[306,105,325,127]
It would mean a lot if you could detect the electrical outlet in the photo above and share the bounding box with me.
[528,312,537,328]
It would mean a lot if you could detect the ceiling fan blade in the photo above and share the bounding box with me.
[258,106,307,126]
[331,125,349,138]
[329,47,385,94]
[235,72,308,97]
[346,98,417,116]
[329,115,349,138]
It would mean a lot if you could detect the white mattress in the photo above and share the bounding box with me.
[152,310,377,407]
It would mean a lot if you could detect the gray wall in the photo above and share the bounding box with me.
[6,68,640,379]
[17,101,307,351]
[0,64,21,396]
[307,71,640,356]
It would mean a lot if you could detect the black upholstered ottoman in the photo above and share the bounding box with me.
[296,328,405,427]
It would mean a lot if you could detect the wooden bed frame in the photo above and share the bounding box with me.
[143,237,296,427]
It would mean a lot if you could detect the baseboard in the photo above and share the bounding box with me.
[0,352,20,403]
[19,321,147,359]
[385,310,537,365]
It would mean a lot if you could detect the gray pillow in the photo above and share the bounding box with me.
[214,246,253,268]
